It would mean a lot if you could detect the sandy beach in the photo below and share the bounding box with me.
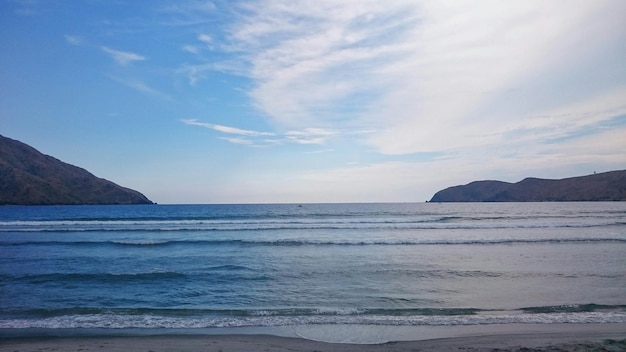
[1,324,624,352]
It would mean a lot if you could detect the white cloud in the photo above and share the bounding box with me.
[492,87,626,145]
[224,0,417,127]
[365,1,626,155]
[12,0,37,16]
[64,34,82,46]
[305,149,334,154]
[183,119,346,146]
[178,63,213,86]
[158,1,216,15]
[182,119,275,136]
[198,33,212,44]
[102,46,146,65]
[219,137,254,145]
[182,45,199,54]
[110,77,171,100]
[285,128,337,145]
[213,0,625,160]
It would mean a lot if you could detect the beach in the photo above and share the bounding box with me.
[1,324,625,351]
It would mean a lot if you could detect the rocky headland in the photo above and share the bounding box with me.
[430,170,626,202]
[0,135,153,205]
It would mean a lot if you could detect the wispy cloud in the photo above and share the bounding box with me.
[178,63,213,86]
[158,1,216,15]
[285,128,337,145]
[180,33,215,56]
[198,0,625,162]
[102,46,146,65]
[492,88,626,146]
[305,149,335,154]
[182,45,199,54]
[364,1,626,155]
[198,33,213,44]
[154,1,217,28]
[110,77,171,100]
[222,1,416,128]
[183,119,345,147]
[64,34,83,46]
[12,0,37,16]
[182,119,274,137]
[219,137,254,145]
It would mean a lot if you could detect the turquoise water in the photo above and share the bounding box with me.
[1,202,625,331]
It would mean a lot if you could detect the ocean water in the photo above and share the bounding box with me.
[1,202,625,339]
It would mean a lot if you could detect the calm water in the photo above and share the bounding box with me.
[1,203,625,332]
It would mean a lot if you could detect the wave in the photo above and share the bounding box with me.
[2,271,187,284]
[521,304,626,313]
[1,217,624,233]
[4,268,620,288]
[2,237,625,249]
[8,304,626,318]
[3,206,624,223]
[0,267,279,286]
[2,305,625,329]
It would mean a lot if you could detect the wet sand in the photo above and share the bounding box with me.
[1,323,624,351]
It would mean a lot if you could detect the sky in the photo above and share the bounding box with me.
[1,0,625,204]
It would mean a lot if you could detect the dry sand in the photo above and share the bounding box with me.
[1,324,624,352]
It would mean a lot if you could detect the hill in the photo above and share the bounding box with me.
[0,135,153,205]
[430,170,626,202]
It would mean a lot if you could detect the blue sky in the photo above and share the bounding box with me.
[1,0,625,204]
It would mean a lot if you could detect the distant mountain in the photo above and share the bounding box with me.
[0,135,153,205]
[430,170,626,202]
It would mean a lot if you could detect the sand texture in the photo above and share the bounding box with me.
[1,332,625,352]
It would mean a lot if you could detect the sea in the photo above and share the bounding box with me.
[0,202,625,342]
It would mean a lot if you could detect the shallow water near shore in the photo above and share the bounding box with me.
[1,202,625,343]
[1,323,625,347]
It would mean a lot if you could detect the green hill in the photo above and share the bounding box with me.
[0,135,153,205]
[430,170,626,202]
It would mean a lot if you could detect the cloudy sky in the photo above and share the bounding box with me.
[1,0,625,203]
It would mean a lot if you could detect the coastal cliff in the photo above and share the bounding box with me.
[0,135,153,205]
[430,170,626,202]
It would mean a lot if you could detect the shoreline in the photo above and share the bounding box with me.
[1,323,625,351]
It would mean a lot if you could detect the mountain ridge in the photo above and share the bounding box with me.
[430,170,626,202]
[0,134,153,205]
